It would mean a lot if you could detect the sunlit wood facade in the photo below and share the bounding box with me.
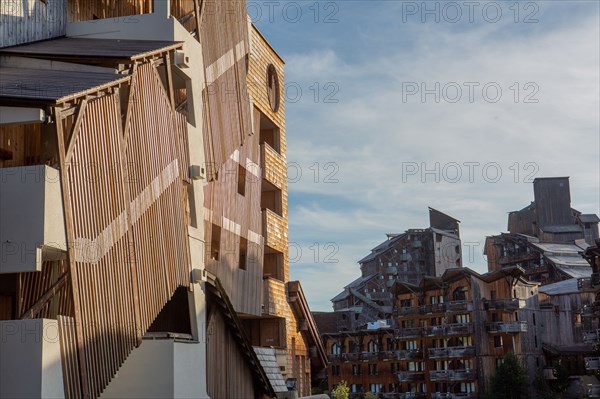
[0,1,324,398]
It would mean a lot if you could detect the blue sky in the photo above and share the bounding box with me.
[253,0,600,311]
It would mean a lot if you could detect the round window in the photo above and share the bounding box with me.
[266,64,280,112]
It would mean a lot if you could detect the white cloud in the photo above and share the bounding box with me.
[279,6,600,311]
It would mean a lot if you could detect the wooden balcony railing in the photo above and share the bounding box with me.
[428,346,476,359]
[260,143,285,189]
[585,357,600,370]
[485,299,520,311]
[396,371,425,382]
[426,323,474,336]
[262,209,286,252]
[262,277,286,317]
[487,321,527,334]
[584,329,600,343]
[429,370,476,381]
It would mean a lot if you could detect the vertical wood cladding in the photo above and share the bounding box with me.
[201,0,263,316]
[0,123,43,167]
[68,0,153,22]
[0,0,67,48]
[59,61,191,398]
[206,309,257,399]
[200,0,251,180]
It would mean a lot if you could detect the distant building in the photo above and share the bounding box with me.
[318,267,541,398]
[485,177,599,284]
[330,208,462,331]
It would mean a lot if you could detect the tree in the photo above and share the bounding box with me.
[365,393,378,399]
[332,381,350,399]
[489,352,529,399]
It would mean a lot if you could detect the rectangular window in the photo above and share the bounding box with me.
[494,335,503,348]
[210,224,221,260]
[237,164,246,196]
[239,237,248,270]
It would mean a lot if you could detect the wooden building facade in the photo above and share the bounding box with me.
[0,1,324,398]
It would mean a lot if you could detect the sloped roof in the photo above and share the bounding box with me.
[552,264,592,279]
[540,225,582,234]
[0,67,130,104]
[579,214,600,223]
[538,279,581,295]
[0,37,182,61]
[312,312,339,335]
[253,347,287,393]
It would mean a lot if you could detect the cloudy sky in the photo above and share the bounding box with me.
[253,0,600,311]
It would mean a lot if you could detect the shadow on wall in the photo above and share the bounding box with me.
[0,0,67,48]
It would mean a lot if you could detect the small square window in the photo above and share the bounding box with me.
[237,165,246,196]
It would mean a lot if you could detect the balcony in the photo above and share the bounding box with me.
[593,272,600,287]
[338,352,362,362]
[383,394,426,399]
[588,385,600,399]
[262,277,286,317]
[0,166,66,273]
[397,327,423,338]
[445,301,473,312]
[485,299,520,311]
[426,325,447,336]
[262,209,286,253]
[426,323,474,336]
[428,346,476,359]
[584,329,600,344]
[429,369,476,381]
[396,305,421,316]
[260,143,285,190]
[0,319,66,398]
[395,349,423,360]
[578,278,593,290]
[585,357,600,371]
[396,370,425,382]
[367,291,392,301]
[431,394,477,399]
[582,302,600,318]
[487,321,527,333]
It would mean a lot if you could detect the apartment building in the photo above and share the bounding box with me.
[318,267,541,398]
[322,327,398,395]
[0,1,324,398]
[485,177,599,284]
[330,208,462,331]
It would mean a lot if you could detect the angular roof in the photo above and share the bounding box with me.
[552,263,592,279]
[579,214,600,223]
[312,311,339,335]
[539,225,582,234]
[0,38,182,62]
[531,242,586,254]
[253,347,287,393]
[538,278,582,295]
[0,67,130,104]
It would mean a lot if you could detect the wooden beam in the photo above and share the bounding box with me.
[122,63,139,147]
[55,109,91,399]
[21,271,69,319]
[65,98,88,166]
[164,52,176,113]
[194,0,203,43]
[112,90,143,346]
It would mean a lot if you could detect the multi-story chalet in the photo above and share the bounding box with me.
[485,177,599,284]
[0,1,324,398]
[320,267,541,398]
[330,208,462,331]
[582,239,600,397]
